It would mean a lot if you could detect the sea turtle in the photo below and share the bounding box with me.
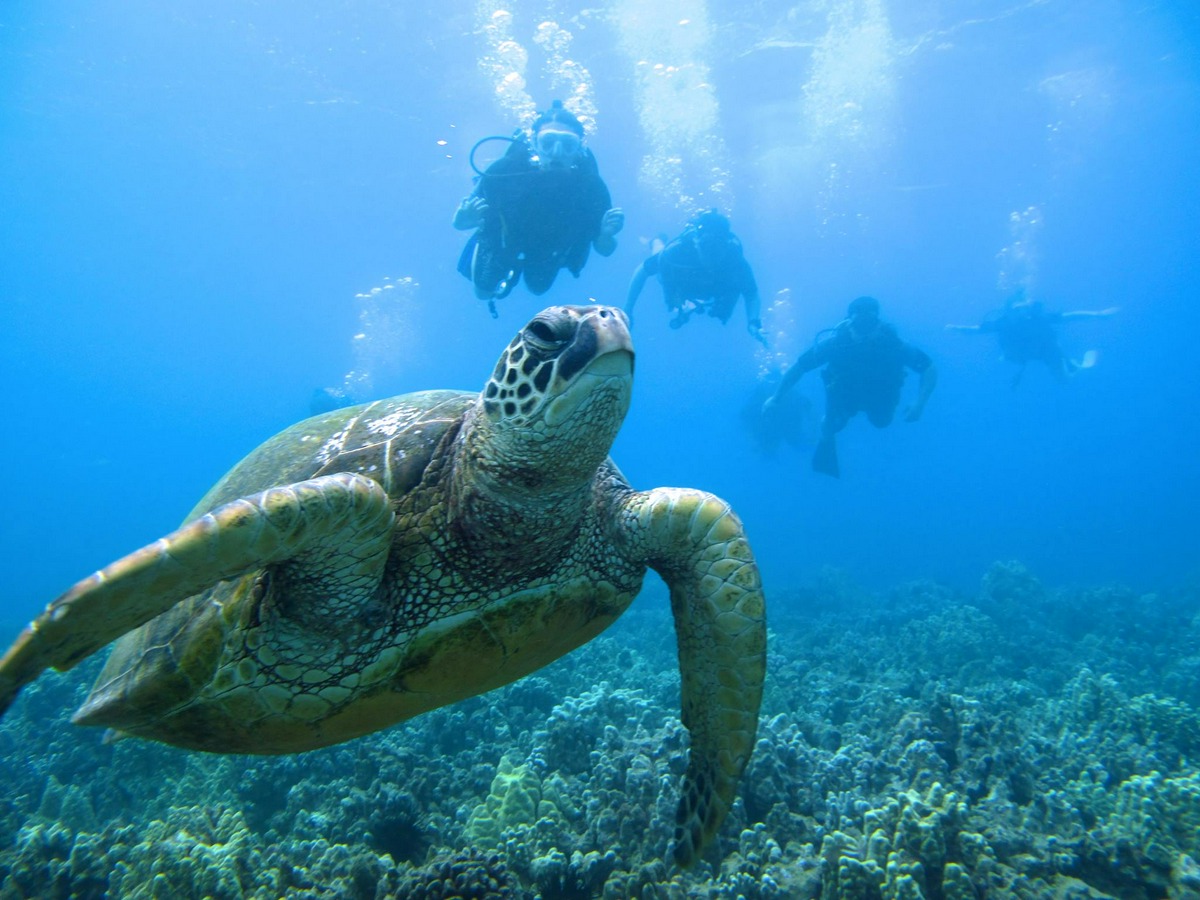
[0,305,765,864]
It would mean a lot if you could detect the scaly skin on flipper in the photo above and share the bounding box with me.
[0,473,393,719]
[614,487,766,866]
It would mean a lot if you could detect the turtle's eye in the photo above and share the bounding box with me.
[524,316,573,353]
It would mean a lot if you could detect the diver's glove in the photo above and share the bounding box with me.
[599,208,625,236]
[453,196,489,230]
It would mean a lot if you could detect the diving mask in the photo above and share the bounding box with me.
[535,126,582,162]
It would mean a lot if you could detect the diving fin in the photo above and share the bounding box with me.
[812,435,840,478]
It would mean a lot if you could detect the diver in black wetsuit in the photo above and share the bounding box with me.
[947,293,1118,387]
[624,209,766,345]
[453,100,624,316]
[763,296,937,478]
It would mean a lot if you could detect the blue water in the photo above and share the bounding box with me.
[3,5,1200,897]
[1,2,1197,613]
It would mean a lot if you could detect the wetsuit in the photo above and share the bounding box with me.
[982,306,1066,369]
[643,237,758,323]
[458,142,612,297]
[803,322,932,432]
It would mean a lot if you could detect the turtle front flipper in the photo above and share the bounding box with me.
[0,473,394,719]
[616,488,766,865]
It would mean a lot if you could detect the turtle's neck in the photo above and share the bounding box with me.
[447,406,602,576]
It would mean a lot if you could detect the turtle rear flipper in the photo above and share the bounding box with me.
[0,473,393,719]
[616,488,766,865]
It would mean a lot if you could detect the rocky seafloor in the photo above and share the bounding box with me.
[2,560,1198,900]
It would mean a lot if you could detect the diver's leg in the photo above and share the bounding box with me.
[812,395,849,477]
[472,239,519,300]
[522,258,559,295]
[669,296,696,329]
[709,294,737,323]
[664,291,682,318]
[866,403,896,428]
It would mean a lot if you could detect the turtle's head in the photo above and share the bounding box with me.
[478,305,634,487]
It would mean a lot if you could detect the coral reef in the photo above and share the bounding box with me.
[1,560,1198,898]
[385,848,526,899]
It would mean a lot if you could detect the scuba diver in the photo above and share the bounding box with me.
[624,209,766,345]
[763,296,937,478]
[453,100,624,316]
[946,292,1118,387]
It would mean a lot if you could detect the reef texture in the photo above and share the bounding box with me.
[1,560,1199,899]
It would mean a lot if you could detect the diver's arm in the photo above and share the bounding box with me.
[775,356,811,398]
[744,289,766,345]
[738,259,766,345]
[625,262,650,323]
[905,363,938,422]
[764,347,820,414]
[1060,307,1120,320]
[593,208,624,256]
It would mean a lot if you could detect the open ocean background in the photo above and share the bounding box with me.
[1,2,1198,898]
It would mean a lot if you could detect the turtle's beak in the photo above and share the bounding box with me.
[588,305,634,367]
[585,349,633,378]
[541,307,634,430]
